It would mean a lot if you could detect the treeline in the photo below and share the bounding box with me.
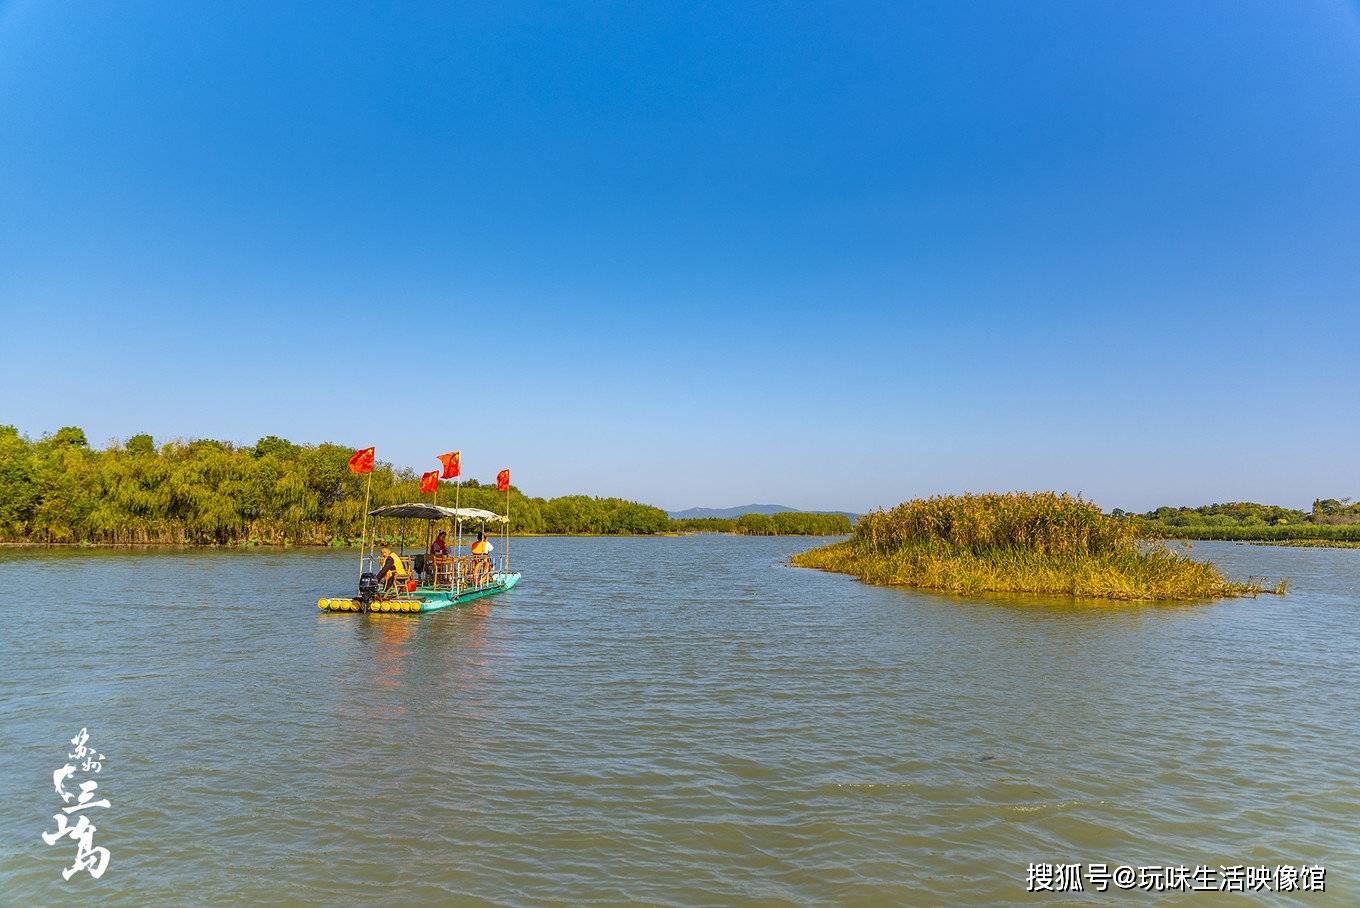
[0,426,668,544]
[1124,499,1360,541]
[669,512,852,536]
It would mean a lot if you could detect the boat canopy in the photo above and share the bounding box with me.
[368,503,509,523]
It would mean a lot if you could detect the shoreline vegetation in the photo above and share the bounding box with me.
[1129,500,1360,546]
[668,513,851,536]
[1257,539,1360,549]
[0,427,849,545]
[793,493,1287,601]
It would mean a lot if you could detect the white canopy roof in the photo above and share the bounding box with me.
[368,503,508,522]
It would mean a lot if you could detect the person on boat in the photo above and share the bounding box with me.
[377,544,409,592]
[429,531,449,557]
[470,531,493,585]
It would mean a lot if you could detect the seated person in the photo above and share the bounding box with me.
[429,531,449,556]
[428,531,452,586]
[376,544,409,592]
[470,531,494,585]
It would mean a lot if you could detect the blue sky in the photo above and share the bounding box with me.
[1,1,1357,513]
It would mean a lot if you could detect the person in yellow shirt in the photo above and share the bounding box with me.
[377,544,408,592]
[470,531,493,585]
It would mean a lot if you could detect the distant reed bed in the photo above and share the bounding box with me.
[793,493,1283,601]
[1139,522,1360,543]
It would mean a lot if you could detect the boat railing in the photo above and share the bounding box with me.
[360,547,511,597]
[421,551,509,593]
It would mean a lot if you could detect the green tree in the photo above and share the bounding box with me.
[0,427,680,544]
[0,425,36,535]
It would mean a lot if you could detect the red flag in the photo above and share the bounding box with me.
[496,469,511,492]
[420,470,439,494]
[438,451,461,479]
[348,447,375,475]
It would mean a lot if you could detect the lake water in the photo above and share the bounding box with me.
[1,537,1356,905]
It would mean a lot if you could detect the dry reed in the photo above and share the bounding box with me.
[792,493,1283,601]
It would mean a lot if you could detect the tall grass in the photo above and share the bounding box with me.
[793,493,1282,601]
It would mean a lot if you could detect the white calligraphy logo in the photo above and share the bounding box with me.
[42,728,110,880]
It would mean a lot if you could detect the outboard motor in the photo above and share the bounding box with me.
[357,572,379,611]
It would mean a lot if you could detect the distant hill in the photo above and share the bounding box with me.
[669,504,857,521]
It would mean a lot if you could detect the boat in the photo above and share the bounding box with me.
[318,502,521,614]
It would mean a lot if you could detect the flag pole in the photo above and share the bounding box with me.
[357,470,372,577]
[428,475,437,555]
[455,473,462,592]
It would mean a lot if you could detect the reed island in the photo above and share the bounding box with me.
[793,492,1285,601]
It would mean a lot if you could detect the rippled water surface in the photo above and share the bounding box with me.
[1,538,1357,905]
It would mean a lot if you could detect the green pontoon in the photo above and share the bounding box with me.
[318,502,520,614]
